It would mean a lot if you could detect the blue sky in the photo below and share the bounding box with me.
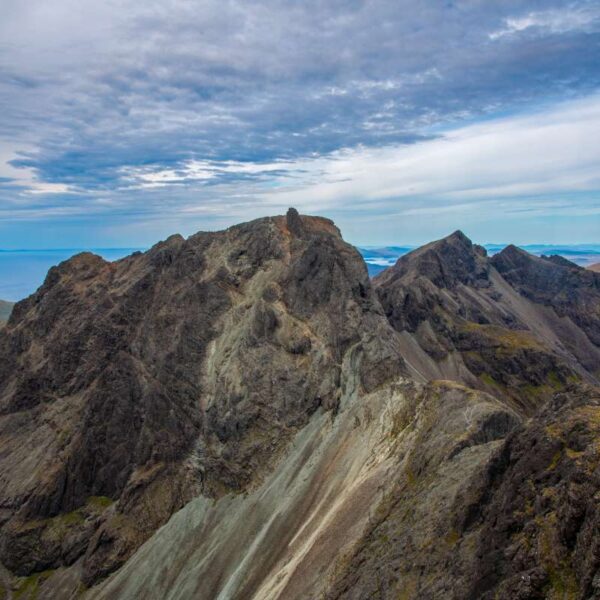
[1,0,599,248]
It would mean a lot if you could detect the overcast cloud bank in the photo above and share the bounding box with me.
[0,0,599,246]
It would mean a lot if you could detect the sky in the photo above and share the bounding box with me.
[1,0,599,248]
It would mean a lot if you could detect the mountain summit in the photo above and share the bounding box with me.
[0,212,599,599]
[0,209,404,587]
[375,230,600,412]
[376,229,488,289]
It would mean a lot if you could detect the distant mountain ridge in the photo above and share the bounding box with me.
[0,244,597,301]
[0,248,144,301]
[374,232,600,413]
[359,242,600,276]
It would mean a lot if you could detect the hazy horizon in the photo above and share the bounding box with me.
[2,239,599,302]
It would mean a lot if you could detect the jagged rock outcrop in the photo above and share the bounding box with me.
[492,246,600,365]
[0,209,405,589]
[86,380,520,600]
[324,383,600,600]
[374,232,600,413]
[461,383,600,600]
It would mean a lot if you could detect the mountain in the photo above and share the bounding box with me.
[374,232,600,412]
[359,244,600,277]
[0,212,599,599]
[0,209,404,592]
[0,299,13,325]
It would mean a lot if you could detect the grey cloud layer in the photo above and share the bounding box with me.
[1,0,599,224]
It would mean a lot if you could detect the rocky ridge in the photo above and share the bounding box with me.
[0,212,598,599]
[325,382,600,600]
[374,231,600,412]
[0,209,404,591]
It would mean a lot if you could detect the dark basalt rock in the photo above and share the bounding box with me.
[1,215,599,600]
[492,245,600,347]
[374,231,492,336]
[377,230,490,291]
[324,384,600,600]
[541,254,583,270]
[374,231,600,413]
[462,384,600,600]
[0,211,406,586]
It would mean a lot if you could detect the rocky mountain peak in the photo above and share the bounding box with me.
[446,228,471,245]
[541,254,582,269]
[0,210,405,586]
[373,231,600,414]
[375,229,488,290]
[490,243,533,270]
[286,206,305,237]
[491,243,600,350]
[284,207,342,240]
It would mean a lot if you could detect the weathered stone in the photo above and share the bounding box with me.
[0,211,406,587]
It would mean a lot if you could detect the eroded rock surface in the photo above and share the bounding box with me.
[374,231,600,412]
[1,214,599,600]
[325,383,600,600]
[0,300,12,326]
[0,210,405,588]
[88,380,521,600]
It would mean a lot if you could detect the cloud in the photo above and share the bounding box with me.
[0,1,599,245]
[489,4,600,39]
[244,94,600,221]
[119,159,306,189]
[3,93,598,226]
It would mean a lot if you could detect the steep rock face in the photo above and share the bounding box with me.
[2,216,599,600]
[492,245,600,368]
[0,209,405,586]
[85,380,520,600]
[374,233,600,413]
[461,383,600,600]
[324,383,600,600]
[376,230,489,295]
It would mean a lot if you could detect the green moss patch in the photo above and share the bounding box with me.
[14,570,54,600]
[86,495,114,510]
[460,322,543,350]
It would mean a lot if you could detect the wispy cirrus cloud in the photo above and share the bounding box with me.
[267,94,600,212]
[3,93,598,244]
[489,3,600,39]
